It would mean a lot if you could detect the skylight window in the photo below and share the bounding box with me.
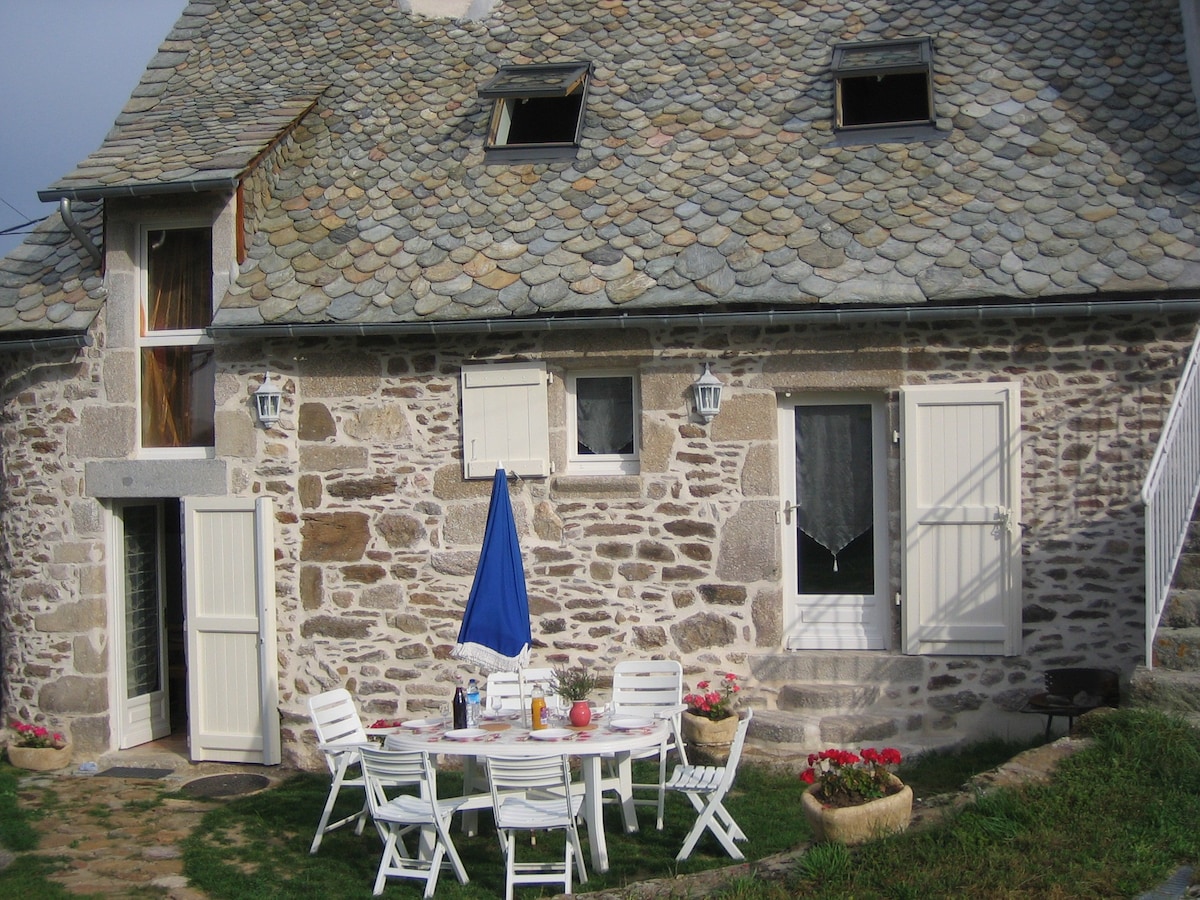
[832,38,934,134]
[479,62,590,161]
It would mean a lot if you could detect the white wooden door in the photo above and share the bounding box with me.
[901,383,1022,656]
[779,395,889,649]
[183,497,280,764]
[113,502,171,748]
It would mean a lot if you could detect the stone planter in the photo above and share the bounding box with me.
[801,774,913,845]
[7,743,72,772]
[681,711,738,763]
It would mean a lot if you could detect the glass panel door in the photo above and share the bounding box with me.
[116,502,170,747]
[780,395,889,650]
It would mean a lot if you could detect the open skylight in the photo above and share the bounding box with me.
[832,37,934,134]
[479,61,590,161]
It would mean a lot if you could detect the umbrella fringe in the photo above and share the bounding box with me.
[451,641,530,673]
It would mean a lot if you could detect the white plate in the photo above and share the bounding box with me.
[400,717,445,730]
[609,717,655,731]
[444,728,489,741]
[529,727,574,741]
[482,709,518,721]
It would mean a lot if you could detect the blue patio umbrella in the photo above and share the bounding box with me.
[451,466,532,672]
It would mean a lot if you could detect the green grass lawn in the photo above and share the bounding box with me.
[3,709,1197,899]
[178,757,812,899]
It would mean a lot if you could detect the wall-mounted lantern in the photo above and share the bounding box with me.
[692,362,723,423]
[254,371,283,427]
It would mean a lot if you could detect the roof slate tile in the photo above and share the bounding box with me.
[5,0,1200,334]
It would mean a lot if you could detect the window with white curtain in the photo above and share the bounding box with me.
[139,224,215,456]
[567,372,639,474]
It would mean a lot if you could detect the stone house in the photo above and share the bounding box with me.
[2,0,1200,769]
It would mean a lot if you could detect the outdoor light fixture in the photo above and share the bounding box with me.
[692,362,723,423]
[254,371,282,427]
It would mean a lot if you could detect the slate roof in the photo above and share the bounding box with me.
[4,0,1200,337]
[43,94,321,200]
[0,202,104,335]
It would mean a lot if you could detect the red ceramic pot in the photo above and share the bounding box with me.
[569,700,592,726]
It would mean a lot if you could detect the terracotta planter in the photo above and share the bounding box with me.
[568,700,592,727]
[7,743,72,772]
[801,774,913,845]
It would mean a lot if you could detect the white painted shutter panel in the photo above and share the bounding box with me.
[461,361,550,479]
[184,497,280,764]
[901,383,1021,656]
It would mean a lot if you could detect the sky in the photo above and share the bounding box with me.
[0,1,189,258]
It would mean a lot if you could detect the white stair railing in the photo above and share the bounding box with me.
[1141,328,1200,667]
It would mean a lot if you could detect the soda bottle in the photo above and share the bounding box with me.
[530,683,547,731]
[452,680,467,730]
[466,678,481,727]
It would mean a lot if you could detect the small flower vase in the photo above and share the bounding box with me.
[801,773,913,845]
[568,700,592,727]
[7,743,72,772]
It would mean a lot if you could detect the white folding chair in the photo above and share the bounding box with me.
[484,667,561,713]
[486,754,588,900]
[307,688,371,853]
[359,747,470,898]
[663,709,753,861]
[609,659,687,829]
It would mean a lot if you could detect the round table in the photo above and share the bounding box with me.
[384,713,668,873]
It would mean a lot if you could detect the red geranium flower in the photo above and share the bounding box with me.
[800,745,904,808]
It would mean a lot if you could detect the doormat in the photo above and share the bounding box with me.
[180,773,271,798]
[94,767,173,780]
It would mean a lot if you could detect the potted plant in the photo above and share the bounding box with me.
[681,672,742,759]
[550,665,598,726]
[7,720,71,771]
[799,746,912,845]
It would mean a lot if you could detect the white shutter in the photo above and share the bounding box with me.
[901,383,1021,656]
[461,361,550,479]
[183,497,280,764]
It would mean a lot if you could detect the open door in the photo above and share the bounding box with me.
[901,383,1022,656]
[183,497,280,764]
[112,501,173,748]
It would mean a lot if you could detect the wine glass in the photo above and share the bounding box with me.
[490,695,503,719]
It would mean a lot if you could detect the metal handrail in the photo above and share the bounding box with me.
[1141,328,1200,667]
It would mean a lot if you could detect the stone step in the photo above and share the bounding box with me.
[748,651,925,685]
[745,708,952,766]
[1128,665,1200,714]
[1165,590,1200,628]
[1172,555,1200,591]
[777,682,880,712]
[1152,626,1200,671]
[817,713,901,745]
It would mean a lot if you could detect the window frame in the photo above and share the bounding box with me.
[479,61,591,162]
[832,36,935,139]
[566,370,640,476]
[137,221,216,460]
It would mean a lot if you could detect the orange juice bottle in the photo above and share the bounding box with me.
[530,684,547,730]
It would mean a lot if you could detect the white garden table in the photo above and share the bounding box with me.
[384,712,667,873]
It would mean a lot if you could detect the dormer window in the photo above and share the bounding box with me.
[832,37,934,137]
[479,62,590,161]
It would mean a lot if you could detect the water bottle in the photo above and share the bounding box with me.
[466,678,481,727]
[452,680,467,730]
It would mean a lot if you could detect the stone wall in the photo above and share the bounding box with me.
[0,308,1193,764]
